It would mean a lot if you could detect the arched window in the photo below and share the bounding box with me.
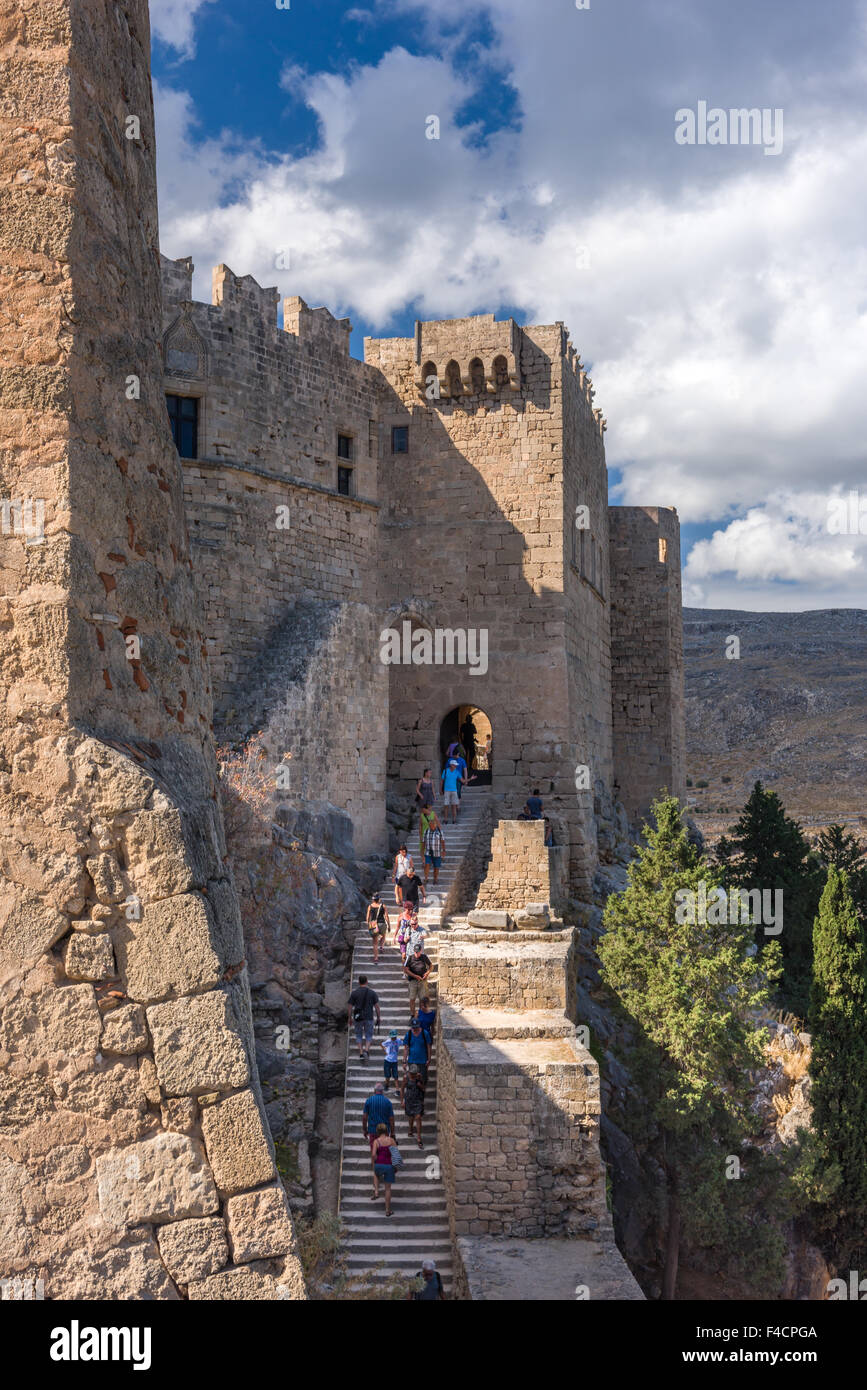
[422,361,439,400]
[469,357,486,395]
[492,355,509,390]
[445,360,462,398]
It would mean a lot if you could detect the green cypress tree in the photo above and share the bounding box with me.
[716,782,822,1017]
[599,796,784,1299]
[808,866,867,1265]
[815,826,867,921]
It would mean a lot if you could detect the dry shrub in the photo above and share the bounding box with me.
[295,1212,421,1301]
[216,733,287,847]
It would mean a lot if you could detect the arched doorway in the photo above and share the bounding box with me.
[440,705,493,786]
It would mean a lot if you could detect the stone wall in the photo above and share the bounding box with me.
[160,256,384,718]
[474,819,554,911]
[437,932,576,1015]
[367,316,610,898]
[0,0,302,1300]
[608,506,686,824]
[257,600,389,858]
[437,1023,609,1240]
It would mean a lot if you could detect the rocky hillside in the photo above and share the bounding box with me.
[683,608,867,843]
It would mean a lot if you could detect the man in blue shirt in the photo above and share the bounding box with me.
[526,788,543,819]
[441,759,461,822]
[402,1020,431,1087]
[362,1082,395,1154]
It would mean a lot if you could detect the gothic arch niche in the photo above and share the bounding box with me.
[163,307,208,382]
[440,704,493,786]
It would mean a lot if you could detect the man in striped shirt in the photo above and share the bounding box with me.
[422,814,446,885]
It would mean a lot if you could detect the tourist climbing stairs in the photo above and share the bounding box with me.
[338,787,490,1294]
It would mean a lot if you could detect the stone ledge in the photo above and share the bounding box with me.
[439,1003,576,1040]
[455,1235,645,1301]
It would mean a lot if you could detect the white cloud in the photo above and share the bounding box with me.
[153,0,867,609]
[682,490,867,609]
[150,0,215,60]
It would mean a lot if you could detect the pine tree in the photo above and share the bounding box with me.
[808,866,867,1265]
[815,825,867,921]
[599,796,784,1299]
[716,782,822,1017]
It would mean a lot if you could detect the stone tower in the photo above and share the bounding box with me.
[0,0,303,1298]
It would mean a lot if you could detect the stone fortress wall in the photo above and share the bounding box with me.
[0,0,303,1300]
[161,258,685,884]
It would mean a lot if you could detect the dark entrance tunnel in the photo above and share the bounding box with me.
[439,705,492,786]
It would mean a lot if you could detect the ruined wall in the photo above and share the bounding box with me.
[0,0,302,1299]
[608,506,686,824]
[474,818,555,912]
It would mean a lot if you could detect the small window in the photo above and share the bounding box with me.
[659,537,668,564]
[337,433,353,460]
[392,425,409,454]
[166,394,198,459]
[337,466,353,496]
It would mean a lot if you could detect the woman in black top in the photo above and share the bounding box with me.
[365,893,390,963]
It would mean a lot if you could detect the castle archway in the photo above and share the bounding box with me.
[440,705,493,786]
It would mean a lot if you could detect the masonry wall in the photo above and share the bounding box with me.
[160,256,385,719]
[256,601,389,856]
[0,0,302,1300]
[437,933,576,1015]
[562,343,614,894]
[367,317,600,895]
[475,819,553,910]
[608,506,686,823]
[438,1031,609,1239]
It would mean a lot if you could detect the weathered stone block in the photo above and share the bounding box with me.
[96,1133,219,1228]
[157,1216,229,1284]
[101,1002,149,1054]
[225,1182,295,1263]
[114,892,223,1002]
[467,910,510,929]
[147,991,250,1096]
[199,1088,276,1195]
[62,932,116,982]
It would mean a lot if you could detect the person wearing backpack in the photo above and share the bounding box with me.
[409,1260,445,1300]
[365,892,390,963]
[402,1063,426,1147]
[347,974,380,1062]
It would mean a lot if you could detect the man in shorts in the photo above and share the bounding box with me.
[441,758,461,822]
[347,974,380,1061]
[404,945,432,1019]
[399,865,426,913]
[402,1018,431,1088]
[422,814,445,885]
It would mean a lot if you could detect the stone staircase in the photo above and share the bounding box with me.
[337,787,490,1294]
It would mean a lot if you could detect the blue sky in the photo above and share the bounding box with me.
[151,0,867,611]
